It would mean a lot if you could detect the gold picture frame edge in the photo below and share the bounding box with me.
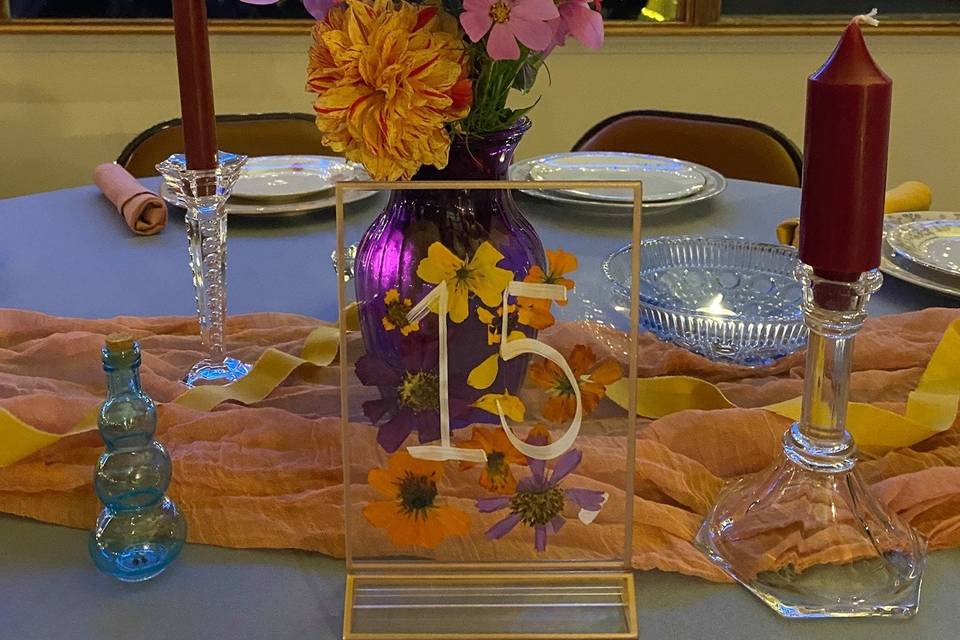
[344,571,638,640]
[335,180,643,640]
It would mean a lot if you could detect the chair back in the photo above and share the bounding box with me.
[572,110,803,187]
[117,113,335,178]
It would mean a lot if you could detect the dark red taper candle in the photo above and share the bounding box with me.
[172,0,218,170]
[798,14,892,281]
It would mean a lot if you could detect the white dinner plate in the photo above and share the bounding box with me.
[232,155,360,201]
[160,180,378,218]
[527,152,707,203]
[881,211,960,298]
[509,157,726,216]
[886,217,960,277]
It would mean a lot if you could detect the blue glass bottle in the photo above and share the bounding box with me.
[89,334,186,581]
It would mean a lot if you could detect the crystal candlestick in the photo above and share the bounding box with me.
[157,152,251,387]
[695,265,926,618]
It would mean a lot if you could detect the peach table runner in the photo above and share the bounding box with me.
[1,308,959,582]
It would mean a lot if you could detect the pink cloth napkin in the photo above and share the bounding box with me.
[93,162,168,236]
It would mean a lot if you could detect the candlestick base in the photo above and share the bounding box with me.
[695,441,925,618]
[183,356,252,387]
[695,266,925,618]
[157,151,251,388]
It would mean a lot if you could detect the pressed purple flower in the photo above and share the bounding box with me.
[478,445,607,552]
[356,336,472,452]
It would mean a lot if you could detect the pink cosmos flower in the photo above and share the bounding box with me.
[239,0,339,20]
[549,0,603,50]
[460,0,560,61]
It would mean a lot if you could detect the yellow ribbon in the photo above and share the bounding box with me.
[1,309,956,466]
[0,306,357,467]
[607,318,960,452]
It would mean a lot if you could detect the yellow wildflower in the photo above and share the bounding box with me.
[416,241,513,324]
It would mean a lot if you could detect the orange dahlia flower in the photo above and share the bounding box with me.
[307,0,473,180]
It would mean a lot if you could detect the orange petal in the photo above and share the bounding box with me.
[528,360,561,390]
[367,468,398,498]
[567,345,597,377]
[589,358,623,385]
[547,249,578,277]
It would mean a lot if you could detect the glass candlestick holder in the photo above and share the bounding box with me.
[157,152,251,387]
[695,265,926,618]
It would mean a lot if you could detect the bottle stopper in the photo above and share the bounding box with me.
[105,333,134,352]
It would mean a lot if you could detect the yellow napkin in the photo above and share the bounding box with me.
[776,181,933,247]
[607,317,960,453]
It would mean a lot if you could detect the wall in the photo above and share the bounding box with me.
[1,33,958,206]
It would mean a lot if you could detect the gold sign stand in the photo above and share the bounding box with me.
[336,181,642,640]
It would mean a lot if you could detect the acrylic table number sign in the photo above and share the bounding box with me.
[336,181,642,640]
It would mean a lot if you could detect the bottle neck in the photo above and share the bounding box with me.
[107,366,142,397]
[784,266,882,471]
[102,346,143,397]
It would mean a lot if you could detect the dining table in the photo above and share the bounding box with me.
[0,176,957,640]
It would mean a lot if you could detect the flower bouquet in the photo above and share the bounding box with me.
[244,0,603,179]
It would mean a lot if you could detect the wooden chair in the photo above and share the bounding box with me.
[117,112,335,178]
[572,110,803,187]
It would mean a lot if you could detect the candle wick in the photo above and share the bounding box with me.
[854,8,880,27]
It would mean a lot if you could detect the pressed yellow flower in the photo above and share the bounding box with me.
[416,241,513,324]
[476,304,515,345]
[306,0,473,180]
[472,390,526,422]
[517,249,578,329]
[363,451,470,548]
[381,288,420,335]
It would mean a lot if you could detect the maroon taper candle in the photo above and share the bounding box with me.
[172,0,218,170]
[798,13,892,281]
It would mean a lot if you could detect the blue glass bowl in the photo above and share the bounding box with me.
[603,236,807,366]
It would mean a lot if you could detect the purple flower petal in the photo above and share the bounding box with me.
[517,475,548,494]
[486,513,523,540]
[376,410,415,452]
[400,336,439,373]
[303,0,338,20]
[527,458,546,483]
[565,487,607,512]
[534,525,548,551]
[355,354,401,386]
[548,448,582,486]
[447,396,472,419]
[362,397,395,424]
[476,495,511,513]
[415,410,441,444]
[548,515,565,534]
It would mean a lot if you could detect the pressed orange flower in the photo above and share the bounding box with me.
[458,426,527,494]
[381,288,420,335]
[416,241,513,324]
[517,249,578,330]
[529,344,622,423]
[306,0,473,180]
[363,451,470,548]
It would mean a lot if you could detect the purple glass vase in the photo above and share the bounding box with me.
[353,119,545,446]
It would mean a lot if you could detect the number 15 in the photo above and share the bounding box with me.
[404,279,582,464]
